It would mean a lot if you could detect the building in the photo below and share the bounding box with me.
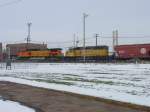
[6,43,47,58]
[0,43,2,61]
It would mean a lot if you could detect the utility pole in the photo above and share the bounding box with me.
[116,30,118,45]
[113,30,115,52]
[6,46,11,70]
[74,34,79,48]
[7,47,10,60]
[95,34,99,46]
[83,13,88,62]
[26,22,32,50]
[73,34,76,48]
[76,36,79,47]
[112,30,118,52]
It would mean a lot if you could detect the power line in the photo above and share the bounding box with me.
[0,0,22,7]
[102,35,150,38]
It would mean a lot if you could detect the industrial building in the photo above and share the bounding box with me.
[0,43,2,61]
[6,43,47,58]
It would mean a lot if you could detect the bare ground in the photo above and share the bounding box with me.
[0,81,150,112]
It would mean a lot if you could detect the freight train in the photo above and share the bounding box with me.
[14,44,150,62]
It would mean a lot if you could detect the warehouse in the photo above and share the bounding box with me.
[6,43,47,58]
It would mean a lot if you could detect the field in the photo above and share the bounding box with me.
[0,63,150,107]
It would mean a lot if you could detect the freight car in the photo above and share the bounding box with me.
[115,44,150,60]
[17,48,63,62]
[65,46,109,62]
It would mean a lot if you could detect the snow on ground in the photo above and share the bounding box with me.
[0,97,35,112]
[0,63,150,107]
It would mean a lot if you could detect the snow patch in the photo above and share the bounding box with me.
[0,63,150,107]
[0,98,35,112]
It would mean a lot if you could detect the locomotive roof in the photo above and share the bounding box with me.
[48,48,62,50]
[69,46,108,50]
[27,48,62,51]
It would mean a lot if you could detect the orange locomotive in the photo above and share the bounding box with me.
[17,48,63,61]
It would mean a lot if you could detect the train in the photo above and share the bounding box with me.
[11,43,150,62]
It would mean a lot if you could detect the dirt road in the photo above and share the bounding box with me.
[0,81,149,112]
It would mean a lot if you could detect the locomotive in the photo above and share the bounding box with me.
[17,46,110,62]
[65,46,109,62]
[17,48,63,61]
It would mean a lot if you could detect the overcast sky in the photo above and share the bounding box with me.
[0,0,150,48]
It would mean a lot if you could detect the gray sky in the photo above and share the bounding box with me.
[0,0,150,49]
